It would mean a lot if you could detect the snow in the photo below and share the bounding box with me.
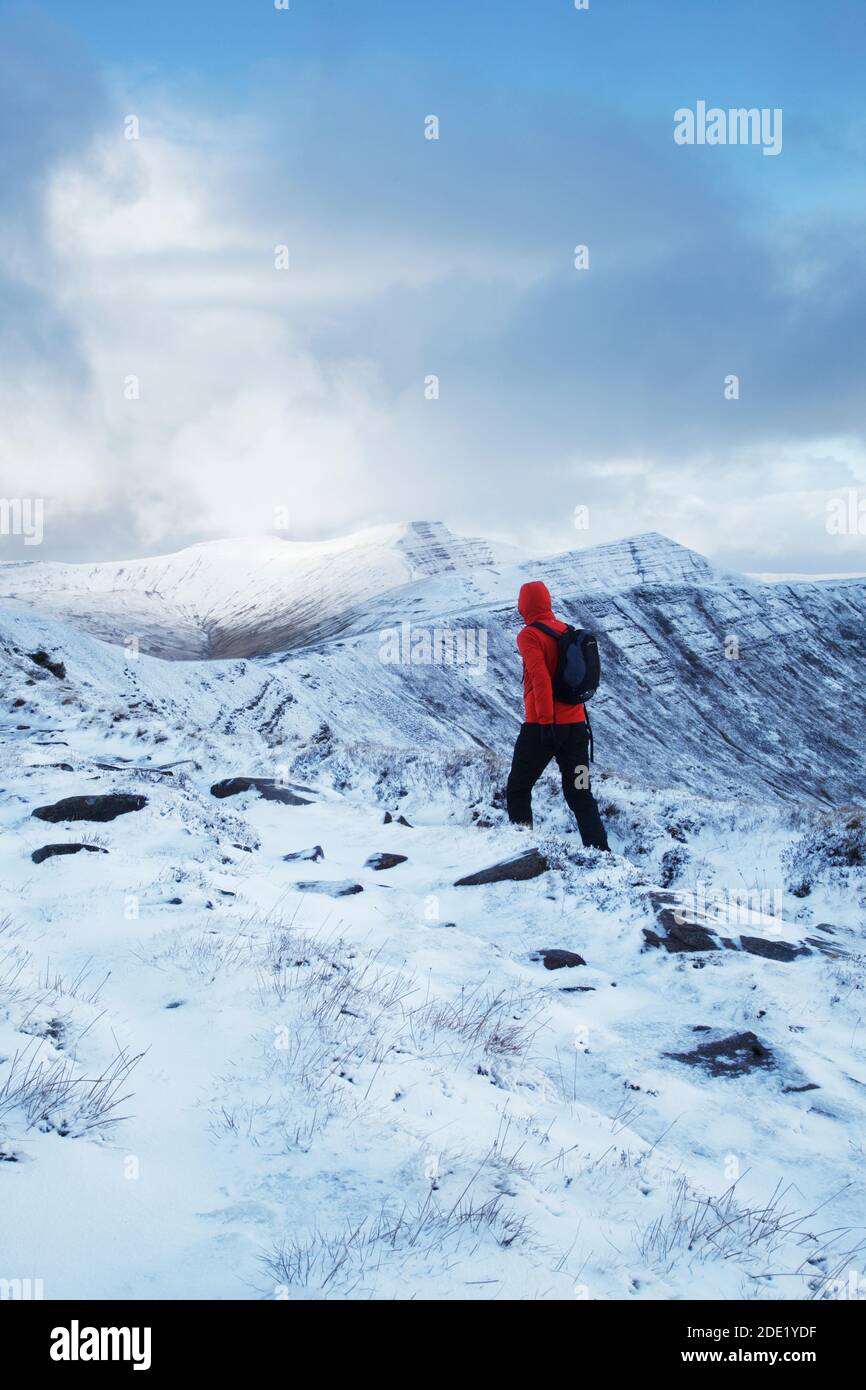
[0,521,519,660]
[1,527,865,1301]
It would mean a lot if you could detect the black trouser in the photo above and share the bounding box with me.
[506,722,609,849]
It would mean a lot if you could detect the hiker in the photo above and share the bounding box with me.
[506,580,609,850]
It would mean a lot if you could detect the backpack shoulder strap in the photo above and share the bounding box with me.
[529,621,562,640]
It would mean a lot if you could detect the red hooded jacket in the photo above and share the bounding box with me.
[516,580,586,726]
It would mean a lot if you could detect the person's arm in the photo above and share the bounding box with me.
[517,627,554,724]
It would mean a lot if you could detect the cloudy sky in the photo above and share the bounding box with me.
[1,0,865,571]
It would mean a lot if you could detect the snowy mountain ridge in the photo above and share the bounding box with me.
[2,519,864,805]
[0,520,520,659]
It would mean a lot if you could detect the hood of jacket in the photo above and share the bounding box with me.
[517,580,555,625]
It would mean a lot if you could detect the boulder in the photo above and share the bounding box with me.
[645,891,813,961]
[738,935,810,963]
[365,852,408,871]
[664,1030,774,1078]
[283,845,325,863]
[455,848,548,886]
[294,880,363,898]
[29,650,66,680]
[211,777,312,805]
[31,843,109,864]
[530,948,586,970]
[643,909,722,954]
[32,794,147,824]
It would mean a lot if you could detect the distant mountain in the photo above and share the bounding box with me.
[2,525,864,805]
[0,521,520,659]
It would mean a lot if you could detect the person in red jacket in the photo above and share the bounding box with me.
[506,580,609,849]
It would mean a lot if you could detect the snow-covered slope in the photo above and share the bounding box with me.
[1,607,865,1300]
[0,521,517,659]
[3,526,865,805]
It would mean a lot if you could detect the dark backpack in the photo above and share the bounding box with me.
[530,622,600,705]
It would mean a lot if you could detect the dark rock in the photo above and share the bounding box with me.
[32,793,148,823]
[530,948,586,970]
[294,880,364,898]
[664,1031,774,1077]
[455,848,548,886]
[167,897,183,905]
[397,815,413,827]
[211,777,312,805]
[646,893,812,961]
[560,985,595,993]
[283,845,324,862]
[740,935,810,962]
[643,910,720,954]
[31,843,109,864]
[365,852,408,871]
[383,812,393,823]
[783,1082,820,1094]
[29,650,66,680]
[805,935,851,961]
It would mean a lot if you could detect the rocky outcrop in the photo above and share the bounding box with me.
[32,794,147,823]
[294,880,363,897]
[455,849,548,886]
[530,948,586,970]
[210,777,313,805]
[644,891,812,961]
[664,1031,774,1078]
[365,852,408,871]
[31,843,109,864]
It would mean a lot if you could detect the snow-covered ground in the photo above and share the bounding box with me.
[1,576,865,1302]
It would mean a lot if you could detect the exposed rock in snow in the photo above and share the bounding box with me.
[31,843,109,864]
[282,845,325,862]
[645,890,816,961]
[365,852,408,870]
[664,1031,774,1078]
[31,793,148,822]
[210,777,313,805]
[530,948,586,969]
[454,848,549,885]
[293,879,364,897]
[29,649,66,679]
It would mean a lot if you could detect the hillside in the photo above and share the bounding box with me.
[0,527,864,1301]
